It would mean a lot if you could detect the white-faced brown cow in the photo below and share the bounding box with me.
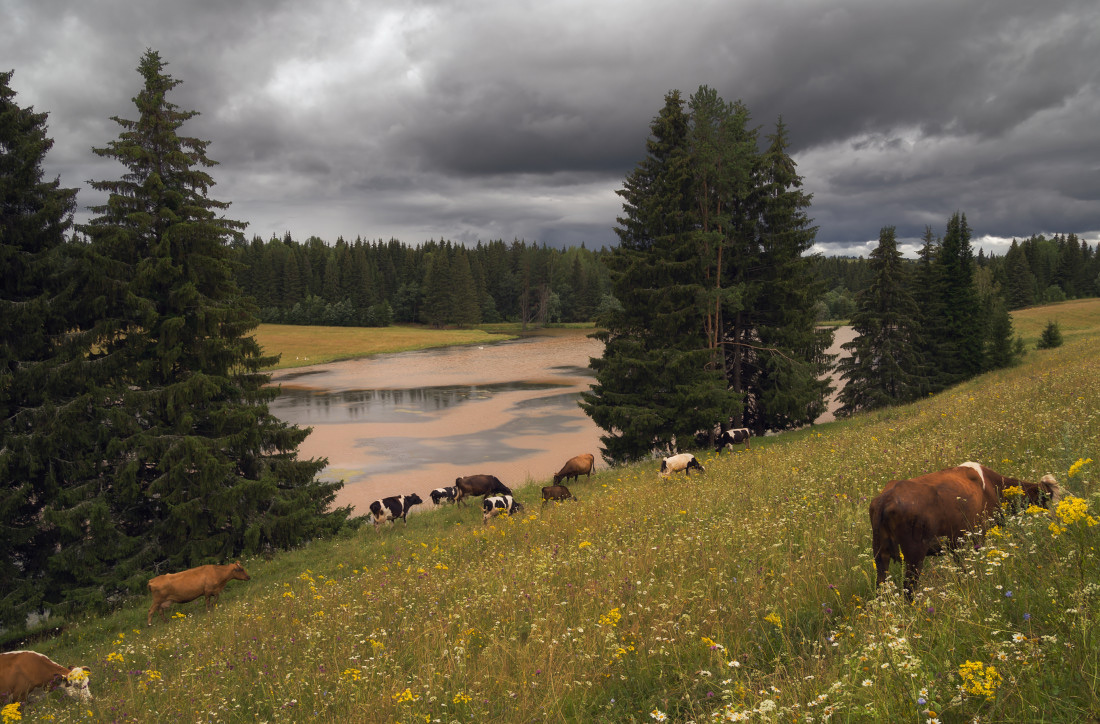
[453,474,511,505]
[0,650,92,703]
[553,453,594,485]
[870,462,1060,599]
[147,561,252,625]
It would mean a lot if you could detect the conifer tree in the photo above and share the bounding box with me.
[1004,239,1036,309]
[933,212,983,382]
[46,50,350,611]
[0,71,79,628]
[836,226,924,415]
[581,91,736,463]
[736,119,832,431]
[449,249,481,327]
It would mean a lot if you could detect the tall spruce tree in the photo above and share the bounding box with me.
[580,90,737,463]
[45,50,350,612]
[734,119,832,432]
[835,226,924,415]
[932,211,984,383]
[0,71,79,628]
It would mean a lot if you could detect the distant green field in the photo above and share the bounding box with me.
[253,324,517,369]
[1010,297,1100,345]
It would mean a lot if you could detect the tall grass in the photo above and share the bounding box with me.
[18,337,1100,722]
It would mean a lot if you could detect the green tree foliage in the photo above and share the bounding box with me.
[40,50,350,616]
[1036,320,1064,349]
[583,90,830,461]
[735,119,833,433]
[0,70,79,629]
[581,90,739,462]
[926,212,984,385]
[836,226,925,416]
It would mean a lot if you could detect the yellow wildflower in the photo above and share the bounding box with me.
[2,702,22,724]
[958,660,1002,700]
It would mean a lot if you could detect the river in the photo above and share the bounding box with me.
[267,326,855,515]
[267,328,605,513]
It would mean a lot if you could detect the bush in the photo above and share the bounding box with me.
[1036,320,1063,349]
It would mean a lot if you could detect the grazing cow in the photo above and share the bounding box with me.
[659,453,705,477]
[482,494,523,524]
[454,474,512,505]
[715,427,751,452]
[369,493,423,528]
[0,651,91,703]
[553,454,595,484]
[430,486,458,505]
[147,561,252,625]
[870,462,1060,598]
[541,484,576,504]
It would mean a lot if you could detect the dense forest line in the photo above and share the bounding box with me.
[232,231,1099,330]
[812,232,1100,320]
[232,235,613,328]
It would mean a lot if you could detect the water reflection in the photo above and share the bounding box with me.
[266,329,605,513]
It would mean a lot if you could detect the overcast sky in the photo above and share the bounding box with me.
[4,0,1098,256]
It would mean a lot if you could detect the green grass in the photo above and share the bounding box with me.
[252,324,517,369]
[15,309,1100,722]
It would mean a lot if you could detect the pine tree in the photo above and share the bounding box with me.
[449,249,481,327]
[736,119,832,432]
[836,226,924,415]
[420,245,453,327]
[0,71,79,628]
[46,50,350,612]
[1004,239,1036,309]
[581,90,737,463]
[1036,320,1063,349]
[933,212,984,382]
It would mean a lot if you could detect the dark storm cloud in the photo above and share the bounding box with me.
[3,0,1098,252]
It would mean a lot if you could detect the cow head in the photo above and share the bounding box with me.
[60,666,92,700]
[231,561,252,581]
[408,493,423,506]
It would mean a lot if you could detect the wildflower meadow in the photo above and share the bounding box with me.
[17,321,1100,722]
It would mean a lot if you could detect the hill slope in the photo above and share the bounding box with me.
[16,307,1100,722]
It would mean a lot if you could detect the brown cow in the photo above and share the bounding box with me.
[453,474,511,505]
[870,462,1060,598]
[541,484,576,504]
[0,650,91,703]
[553,454,594,485]
[147,561,251,625]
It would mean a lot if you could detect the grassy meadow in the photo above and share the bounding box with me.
[252,324,517,369]
[12,307,1100,723]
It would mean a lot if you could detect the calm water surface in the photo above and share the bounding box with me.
[267,326,853,515]
[268,329,605,514]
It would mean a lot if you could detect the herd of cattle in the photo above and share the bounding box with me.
[1,422,1066,704]
[368,452,596,529]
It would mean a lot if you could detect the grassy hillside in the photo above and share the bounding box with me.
[1010,297,1100,346]
[15,311,1100,722]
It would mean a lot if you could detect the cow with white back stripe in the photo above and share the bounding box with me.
[430,486,458,505]
[369,493,423,530]
[715,427,751,452]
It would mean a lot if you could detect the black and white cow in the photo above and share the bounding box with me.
[715,427,751,452]
[369,494,423,529]
[430,486,458,505]
[482,494,523,524]
[659,453,705,478]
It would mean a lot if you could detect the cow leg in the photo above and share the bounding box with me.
[900,543,927,601]
[147,599,161,626]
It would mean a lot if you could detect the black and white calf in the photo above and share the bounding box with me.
[369,493,423,529]
[430,486,458,505]
[482,494,523,524]
[659,453,705,477]
[715,427,751,452]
